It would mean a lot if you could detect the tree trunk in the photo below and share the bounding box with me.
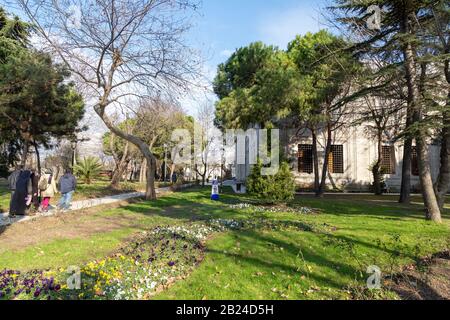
[21,140,29,167]
[435,94,450,210]
[401,17,441,222]
[202,162,207,187]
[111,160,128,188]
[95,104,157,200]
[144,154,157,200]
[129,161,136,181]
[416,136,442,222]
[139,158,147,183]
[399,105,413,204]
[317,123,332,197]
[399,136,413,204]
[311,128,320,193]
[34,142,41,174]
[111,141,130,189]
[373,132,383,196]
[327,171,338,191]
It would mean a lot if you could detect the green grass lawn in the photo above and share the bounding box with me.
[0,188,448,300]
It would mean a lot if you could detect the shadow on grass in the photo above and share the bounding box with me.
[205,229,357,291]
[3,187,447,280]
[122,188,433,270]
[124,187,450,226]
[292,194,450,222]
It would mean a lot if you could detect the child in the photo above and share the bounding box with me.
[39,169,58,212]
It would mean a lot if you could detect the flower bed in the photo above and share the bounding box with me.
[0,269,61,300]
[228,202,317,215]
[0,223,223,300]
[0,216,331,300]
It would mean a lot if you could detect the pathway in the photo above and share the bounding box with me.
[0,185,192,227]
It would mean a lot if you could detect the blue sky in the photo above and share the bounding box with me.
[180,0,330,114]
[188,0,329,69]
[1,0,331,114]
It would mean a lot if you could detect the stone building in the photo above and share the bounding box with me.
[232,125,446,193]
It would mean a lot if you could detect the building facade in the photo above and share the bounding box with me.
[233,125,447,193]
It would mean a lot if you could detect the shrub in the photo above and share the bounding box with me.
[74,157,103,184]
[246,160,295,204]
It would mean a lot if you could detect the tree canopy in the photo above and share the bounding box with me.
[214,42,299,129]
[0,7,85,168]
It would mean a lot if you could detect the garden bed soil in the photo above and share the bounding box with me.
[0,198,143,252]
[386,251,450,300]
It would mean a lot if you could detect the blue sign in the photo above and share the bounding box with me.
[211,180,219,201]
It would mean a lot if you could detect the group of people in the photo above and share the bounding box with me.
[7,167,77,217]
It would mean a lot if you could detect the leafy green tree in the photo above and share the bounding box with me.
[0,8,85,170]
[288,30,361,197]
[331,0,447,222]
[0,7,30,170]
[427,1,449,211]
[135,100,192,182]
[0,138,21,177]
[74,157,103,185]
[214,42,277,100]
[0,7,29,62]
[214,42,299,129]
[0,50,85,167]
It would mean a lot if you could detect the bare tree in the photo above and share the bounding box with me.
[356,95,404,195]
[18,0,200,200]
[134,97,189,181]
[193,103,218,187]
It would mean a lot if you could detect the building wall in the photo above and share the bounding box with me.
[287,126,444,192]
[230,125,448,193]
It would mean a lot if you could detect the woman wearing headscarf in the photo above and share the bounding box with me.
[39,169,58,212]
[10,170,32,216]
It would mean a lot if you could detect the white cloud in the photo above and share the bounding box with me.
[178,63,217,117]
[220,49,233,58]
[258,5,325,49]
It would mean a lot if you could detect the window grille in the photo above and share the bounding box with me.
[411,147,419,176]
[328,145,344,174]
[381,146,396,174]
[298,144,313,174]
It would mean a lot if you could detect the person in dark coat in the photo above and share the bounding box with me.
[10,170,32,216]
[8,167,22,217]
[30,170,40,211]
[58,169,77,211]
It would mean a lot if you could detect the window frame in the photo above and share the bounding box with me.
[381,145,396,175]
[328,145,344,174]
[298,144,314,174]
[411,146,419,176]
